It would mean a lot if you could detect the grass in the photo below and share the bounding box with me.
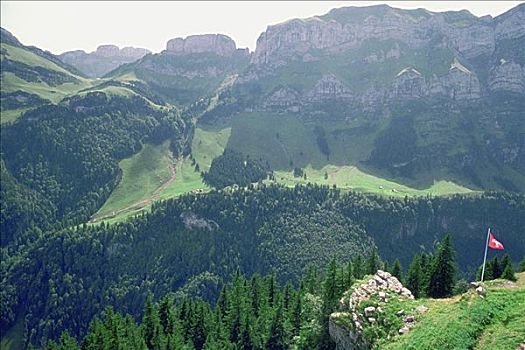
[93,141,173,220]
[92,153,208,224]
[0,107,30,124]
[378,273,525,350]
[200,112,472,196]
[270,164,473,197]
[192,124,231,171]
[1,44,94,122]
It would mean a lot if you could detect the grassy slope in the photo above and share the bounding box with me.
[1,44,93,123]
[211,112,473,196]
[380,273,525,350]
[94,141,173,219]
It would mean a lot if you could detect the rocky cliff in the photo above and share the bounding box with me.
[59,45,150,77]
[330,270,425,350]
[166,34,244,56]
[243,3,525,110]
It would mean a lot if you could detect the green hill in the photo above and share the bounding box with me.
[1,29,92,123]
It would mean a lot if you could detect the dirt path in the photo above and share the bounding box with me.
[89,155,178,223]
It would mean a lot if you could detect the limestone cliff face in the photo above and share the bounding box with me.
[489,60,525,94]
[60,45,150,77]
[251,5,515,65]
[166,34,237,56]
[307,74,353,101]
[244,4,524,112]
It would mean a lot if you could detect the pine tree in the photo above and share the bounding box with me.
[427,235,457,298]
[366,247,381,275]
[491,257,502,279]
[266,304,286,350]
[519,257,525,272]
[501,255,517,281]
[391,259,403,283]
[406,254,423,298]
[345,262,354,289]
[319,257,337,349]
[143,293,164,350]
[353,255,364,279]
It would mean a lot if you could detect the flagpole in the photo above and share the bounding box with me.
[480,227,491,282]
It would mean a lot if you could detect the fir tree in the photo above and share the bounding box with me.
[143,293,164,350]
[266,304,286,350]
[427,235,457,298]
[319,257,337,349]
[406,254,423,298]
[366,247,381,275]
[519,257,525,272]
[345,262,354,290]
[501,255,517,281]
[353,255,365,279]
[391,258,403,282]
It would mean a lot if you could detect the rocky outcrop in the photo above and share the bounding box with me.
[392,67,425,100]
[391,59,481,101]
[59,45,150,77]
[307,73,353,101]
[489,60,525,94]
[263,86,301,111]
[495,4,525,40]
[166,34,237,56]
[251,5,510,65]
[180,212,219,231]
[434,59,481,100]
[330,270,418,350]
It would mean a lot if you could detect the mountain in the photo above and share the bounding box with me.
[105,34,251,106]
[198,4,525,192]
[59,44,150,78]
[0,28,91,123]
[1,4,525,349]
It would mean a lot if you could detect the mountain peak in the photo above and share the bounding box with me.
[165,34,239,56]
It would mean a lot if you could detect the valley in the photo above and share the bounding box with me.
[1,2,524,349]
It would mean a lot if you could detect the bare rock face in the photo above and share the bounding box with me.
[166,34,237,56]
[392,67,425,100]
[251,5,505,66]
[436,59,481,100]
[263,87,301,111]
[391,59,481,102]
[95,44,120,57]
[60,45,150,77]
[120,46,150,58]
[307,73,353,101]
[495,4,525,40]
[489,60,525,94]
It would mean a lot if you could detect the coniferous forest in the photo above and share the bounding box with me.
[2,2,525,349]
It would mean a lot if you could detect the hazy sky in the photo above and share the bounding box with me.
[1,1,523,54]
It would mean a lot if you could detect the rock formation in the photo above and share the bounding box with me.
[330,270,422,350]
[489,60,525,94]
[59,45,150,77]
[166,34,237,56]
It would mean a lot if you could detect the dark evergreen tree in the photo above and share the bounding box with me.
[266,304,286,350]
[391,259,403,283]
[406,254,423,298]
[519,257,525,272]
[501,255,517,281]
[353,255,365,279]
[427,235,457,298]
[143,293,164,350]
[319,257,337,350]
[366,247,381,275]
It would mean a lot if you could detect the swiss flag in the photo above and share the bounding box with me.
[488,231,505,250]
